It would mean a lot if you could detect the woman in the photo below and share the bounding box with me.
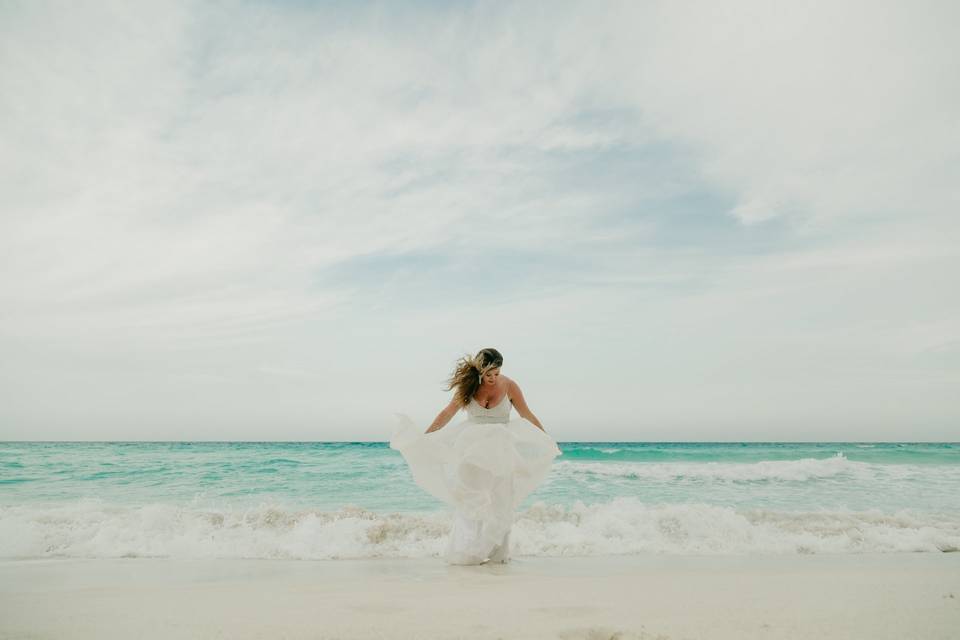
[390,348,562,565]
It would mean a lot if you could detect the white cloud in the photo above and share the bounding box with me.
[614,0,960,227]
[0,1,956,440]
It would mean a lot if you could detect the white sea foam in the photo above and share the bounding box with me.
[1,497,957,560]
[553,453,931,483]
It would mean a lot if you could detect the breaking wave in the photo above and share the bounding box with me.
[2,496,957,560]
[553,453,932,483]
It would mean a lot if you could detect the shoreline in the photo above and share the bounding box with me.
[2,553,958,639]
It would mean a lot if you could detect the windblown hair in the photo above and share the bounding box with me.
[444,348,504,407]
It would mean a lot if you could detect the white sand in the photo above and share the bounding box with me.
[1,553,958,639]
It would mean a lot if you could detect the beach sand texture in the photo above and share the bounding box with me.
[1,553,958,640]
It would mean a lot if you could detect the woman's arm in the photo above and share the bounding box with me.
[507,380,545,432]
[424,396,464,433]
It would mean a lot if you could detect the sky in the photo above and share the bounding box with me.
[1,0,957,442]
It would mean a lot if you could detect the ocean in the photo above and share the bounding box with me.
[2,441,958,559]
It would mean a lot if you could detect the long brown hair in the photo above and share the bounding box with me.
[444,348,504,407]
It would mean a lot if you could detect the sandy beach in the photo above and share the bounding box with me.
[1,552,957,639]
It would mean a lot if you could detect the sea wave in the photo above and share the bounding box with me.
[553,453,936,483]
[1,497,957,560]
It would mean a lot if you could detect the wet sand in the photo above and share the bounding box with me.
[1,552,958,639]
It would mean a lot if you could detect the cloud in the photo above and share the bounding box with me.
[0,1,956,440]
[614,0,960,227]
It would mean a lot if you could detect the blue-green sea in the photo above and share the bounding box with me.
[2,441,958,559]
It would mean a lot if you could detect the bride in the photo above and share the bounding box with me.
[390,348,562,565]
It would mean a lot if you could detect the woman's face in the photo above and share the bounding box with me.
[481,367,501,385]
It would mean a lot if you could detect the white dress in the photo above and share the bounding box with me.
[390,393,562,564]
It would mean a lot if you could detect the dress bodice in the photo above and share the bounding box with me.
[465,394,512,424]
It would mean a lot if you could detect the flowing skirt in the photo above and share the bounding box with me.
[390,412,562,564]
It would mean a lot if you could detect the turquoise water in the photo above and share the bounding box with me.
[2,441,958,558]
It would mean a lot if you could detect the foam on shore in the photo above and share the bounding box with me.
[2,495,957,560]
